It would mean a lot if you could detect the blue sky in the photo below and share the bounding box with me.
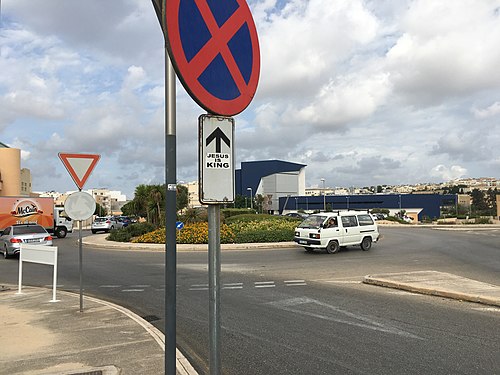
[1,0,499,199]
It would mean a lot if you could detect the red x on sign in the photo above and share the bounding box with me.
[166,0,260,116]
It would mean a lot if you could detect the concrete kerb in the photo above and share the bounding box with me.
[59,290,199,375]
[363,271,500,307]
[82,233,300,252]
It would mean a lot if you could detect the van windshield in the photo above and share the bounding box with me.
[297,215,327,229]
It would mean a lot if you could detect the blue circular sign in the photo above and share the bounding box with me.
[166,0,260,116]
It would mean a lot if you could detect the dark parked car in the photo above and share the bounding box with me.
[0,224,53,259]
[283,212,308,220]
[116,216,132,227]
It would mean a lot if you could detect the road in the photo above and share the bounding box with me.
[1,227,499,374]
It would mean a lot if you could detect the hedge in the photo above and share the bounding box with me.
[129,217,298,244]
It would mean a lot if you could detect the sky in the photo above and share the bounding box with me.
[1,0,499,199]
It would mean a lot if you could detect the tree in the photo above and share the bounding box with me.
[133,184,150,220]
[486,188,499,213]
[470,189,489,215]
[176,185,189,211]
[148,184,164,226]
[120,201,135,216]
[94,202,106,216]
[232,195,247,209]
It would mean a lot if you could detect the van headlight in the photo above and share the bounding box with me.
[309,233,320,239]
[295,231,300,237]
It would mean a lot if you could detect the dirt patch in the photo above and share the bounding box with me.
[0,305,57,359]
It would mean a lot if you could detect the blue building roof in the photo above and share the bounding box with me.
[236,160,306,196]
[279,194,456,220]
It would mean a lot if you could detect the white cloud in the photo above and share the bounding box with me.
[1,0,499,197]
[473,101,500,119]
[430,165,467,181]
[386,0,500,104]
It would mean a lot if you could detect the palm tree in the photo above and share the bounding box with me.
[148,184,164,226]
[133,184,149,222]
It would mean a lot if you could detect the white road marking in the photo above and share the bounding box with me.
[255,281,275,288]
[223,283,243,290]
[285,280,307,286]
[121,289,144,292]
[99,285,122,288]
[130,284,151,288]
[189,284,209,291]
[268,297,423,340]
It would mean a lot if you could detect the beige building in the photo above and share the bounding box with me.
[497,195,500,220]
[0,142,21,196]
[20,168,32,196]
[457,194,471,208]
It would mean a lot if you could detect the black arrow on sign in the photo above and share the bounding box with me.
[206,127,231,153]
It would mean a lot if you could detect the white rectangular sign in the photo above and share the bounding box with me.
[18,244,59,302]
[199,115,235,204]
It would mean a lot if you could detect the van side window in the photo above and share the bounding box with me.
[357,214,374,226]
[341,216,358,227]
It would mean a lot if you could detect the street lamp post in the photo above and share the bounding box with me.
[247,187,253,210]
[346,196,349,210]
[295,197,298,210]
[320,178,326,211]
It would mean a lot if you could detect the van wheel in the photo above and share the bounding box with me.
[361,237,372,251]
[326,241,340,254]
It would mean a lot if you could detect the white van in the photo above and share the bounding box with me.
[294,211,379,254]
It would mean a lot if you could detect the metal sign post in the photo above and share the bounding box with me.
[208,205,221,374]
[64,191,96,312]
[199,115,234,374]
[154,0,259,372]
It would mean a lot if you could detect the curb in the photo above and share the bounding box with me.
[81,234,300,252]
[363,276,500,307]
[58,290,199,375]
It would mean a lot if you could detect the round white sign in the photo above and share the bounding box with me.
[64,191,96,221]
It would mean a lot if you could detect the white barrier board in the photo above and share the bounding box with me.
[18,244,59,302]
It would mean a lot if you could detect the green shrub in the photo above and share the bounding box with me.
[233,228,293,243]
[221,208,256,218]
[107,222,156,242]
[228,219,297,242]
[131,222,235,244]
[129,217,297,244]
[474,217,492,224]
[225,213,295,224]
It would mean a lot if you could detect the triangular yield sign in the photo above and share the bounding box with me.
[58,153,100,190]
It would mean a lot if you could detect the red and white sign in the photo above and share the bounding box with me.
[58,153,100,190]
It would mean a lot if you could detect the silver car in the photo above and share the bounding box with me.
[0,224,53,259]
[91,216,122,234]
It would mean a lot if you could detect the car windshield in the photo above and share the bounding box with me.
[13,226,47,235]
[297,215,327,229]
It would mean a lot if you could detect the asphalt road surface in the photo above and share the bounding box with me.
[1,227,499,374]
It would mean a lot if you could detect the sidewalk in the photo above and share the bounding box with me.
[363,271,500,307]
[0,285,197,375]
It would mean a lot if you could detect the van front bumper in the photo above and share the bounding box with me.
[294,237,321,246]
